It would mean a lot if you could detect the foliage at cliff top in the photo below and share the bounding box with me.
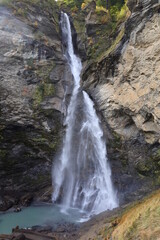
[57,0,126,10]
[68,0,129,61]
[56,0,128,26]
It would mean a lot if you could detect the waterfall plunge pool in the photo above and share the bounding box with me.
[0,204,88,234]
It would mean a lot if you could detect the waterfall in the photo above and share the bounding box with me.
[52,12,118,217]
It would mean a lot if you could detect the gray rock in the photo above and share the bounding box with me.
[81,0,160,203]
[0,3,73,209]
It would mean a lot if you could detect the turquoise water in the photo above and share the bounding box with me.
[0,204,83,234]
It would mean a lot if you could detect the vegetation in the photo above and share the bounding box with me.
[93,191,160,240]
[57,0,125,9]
[33,83,55,107]
[57,0,126,14]
[0,0,12,5]
[61,0,129,61]
[112,191,160,240]
[98,26,125,62]
[0,0,128,23]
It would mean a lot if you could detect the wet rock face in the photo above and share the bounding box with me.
[0,3,72,210]
[82,0,160,202]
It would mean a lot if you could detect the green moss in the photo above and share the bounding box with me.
[0,125,5,131]
[36,174,51,183]
[49,137,60,151]
[117,4,129,22]
[33,86,43,106]
[153,149,160,161]
[34,31,44,41]
[146,149,160,185]
[155,176,160,186]
[74,18,85,35]
[31,136,59,152]
[121,157,128,167]
[98,26,125,62]
[0,0,12,6]
[23,173,51,187]
[44,84,55,95]
[49,142,57,149]
[26,58,35,69]
[14,7,28,17]
[36,63,56,83]
[32,137,47,143]
[33,83,55,107]
[27,124,61,155]
[113,132,122,147]
[71,0,129,62]
[136,162,152,176]
[0,149,7,158]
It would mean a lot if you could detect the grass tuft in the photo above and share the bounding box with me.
[112,191,160,240]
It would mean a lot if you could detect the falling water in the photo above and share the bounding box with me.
[52,12,118,217]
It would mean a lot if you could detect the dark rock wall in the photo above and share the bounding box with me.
[0,1,74,210]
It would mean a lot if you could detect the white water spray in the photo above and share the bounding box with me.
[52,12,118,217]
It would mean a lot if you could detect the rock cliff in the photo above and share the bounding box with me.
[83,0,160,144]
[0,0,73,210]
[80,0,160,202]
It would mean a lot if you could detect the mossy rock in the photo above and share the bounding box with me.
[33,83,55,107]
[30,136,59,154]
[97,26,125,62]
[0,149,7,159]
[112,132,122,148]
[155,175,160,186]
[0,0,12,6]
[36,63,56,83]
[136,162,152,176]
[152,149,160,161]
[23,173,51,188]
